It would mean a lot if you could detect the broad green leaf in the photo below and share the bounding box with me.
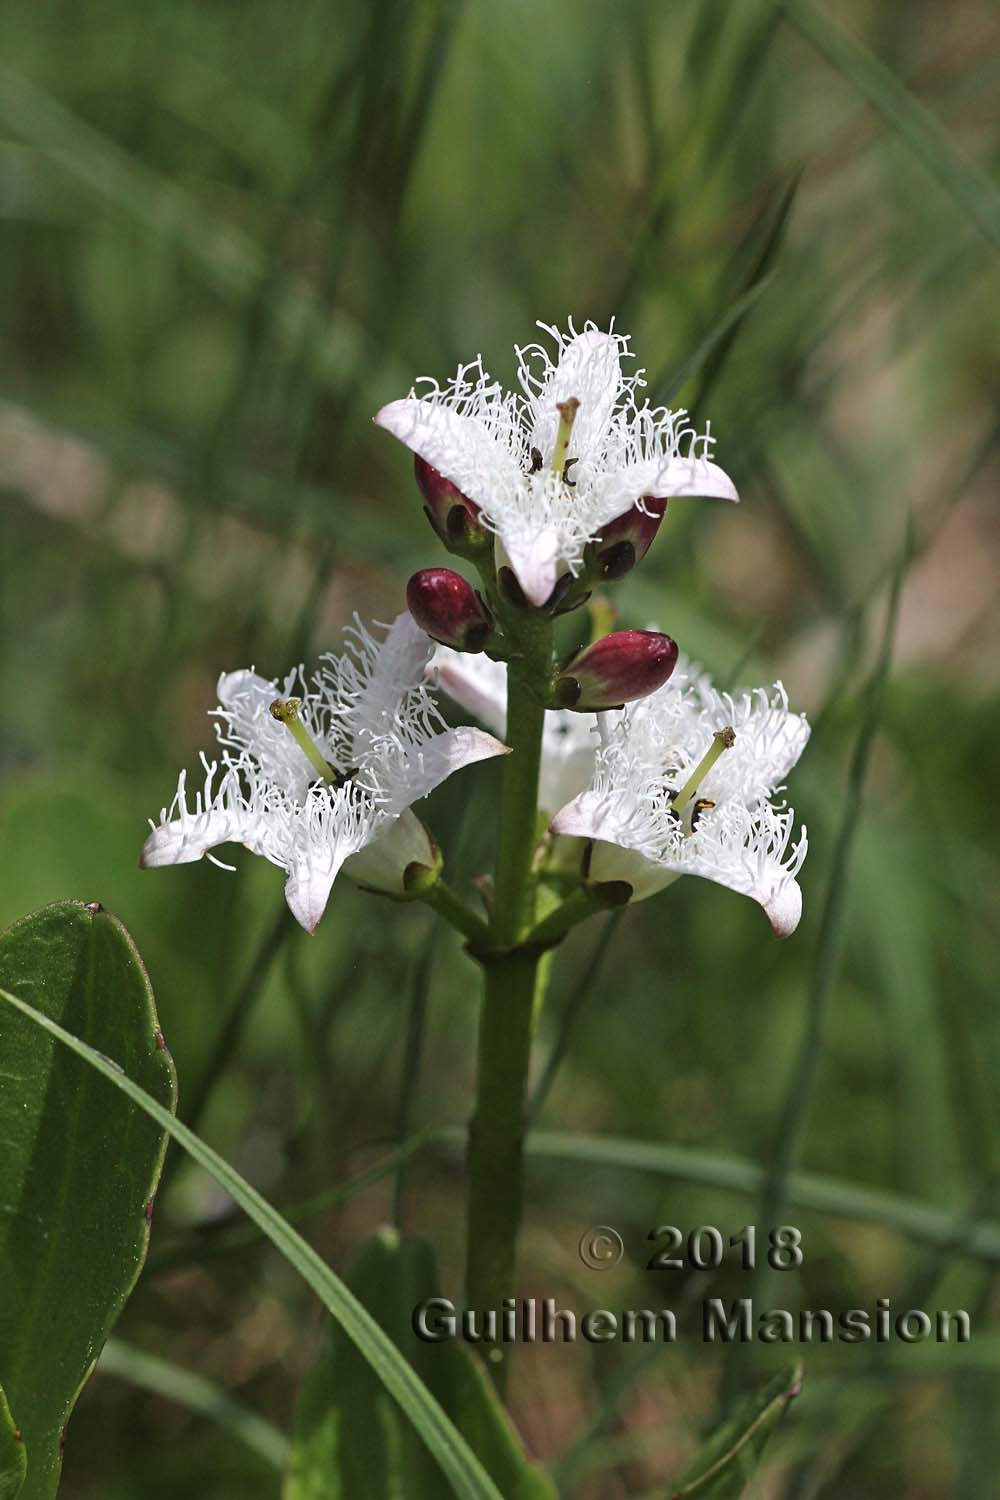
[284,1229,555,1500]
[0,984,504,1500]
[0,1385,26,1500]
[0,901,176,1500]
[672,1364,802,1497]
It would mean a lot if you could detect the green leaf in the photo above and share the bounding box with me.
[0,984,504,1500]
[284,1229,555,1500]
[0,1385,26,1500]
[672,1364,802,1497]
[0,901,176,1500]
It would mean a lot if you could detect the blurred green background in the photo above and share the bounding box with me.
[2,0,999,1494]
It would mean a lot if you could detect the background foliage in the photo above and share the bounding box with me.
[2,0,998,1494]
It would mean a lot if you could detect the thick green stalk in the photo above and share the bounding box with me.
[464,662,548,1378]
[490,669,547,945]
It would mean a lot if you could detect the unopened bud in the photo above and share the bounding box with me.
[588,497,667,581]
[414,456,487,553]
[553,629,678,711]
[406,568,493,652]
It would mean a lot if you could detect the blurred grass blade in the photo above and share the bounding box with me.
[529,911,623,1124]
[517,1131,1000,1264]
[0,1385,26,1500]
[654,172,798,408]
[0,985,504,1500]
[655,274,774,408]
[0,902,176,1500]
[0,67,378,389]
[392,927,439,1227]
[752,528,910,1299]
[780,0,1000,249]
[98,1341,290,1473]
[672,1363,802,1497]
[148,1135,435,1276]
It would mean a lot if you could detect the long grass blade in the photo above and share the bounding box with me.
[779,0,1000,250]
[0,985,504,1500]
[97,1341,290,1471]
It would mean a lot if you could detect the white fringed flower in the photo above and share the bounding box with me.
[427,645,599,815]
[141,613,509,932]
[550,661,810,937]
[375,320,738,606]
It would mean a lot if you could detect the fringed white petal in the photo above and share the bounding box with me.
[140,809,243,868]
[673,803,808,939]
[647,455,739,502]
[526,326,622,464]
[334,611,437,763]
[499,527,562,607]
[760,876,803,939]
[268,782,386,932]
[550,789,633,845]
[374,397,523,517]
[382,725,510,813]
[140,764,251,868]
[284,844,351,934]
[215,667,318,797]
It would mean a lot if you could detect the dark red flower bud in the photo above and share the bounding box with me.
[588,497,667,581]
[414,456,487,553]
[406,568,493,652]
[553,629,678,710]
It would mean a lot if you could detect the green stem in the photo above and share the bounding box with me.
[422,881,491,948]
[491,670,547,945]
[464,661,548,1384]
[523,886,606,950]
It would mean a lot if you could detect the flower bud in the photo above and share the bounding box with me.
[553,629,678,711]
[406,568,493,652]
[587,497,667,580]
[414,456,487,553]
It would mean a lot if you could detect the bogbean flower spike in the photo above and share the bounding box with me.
[140,613,509,932]
[144,317,807,947]
[140,314,808,1344]
[376,319,738,607]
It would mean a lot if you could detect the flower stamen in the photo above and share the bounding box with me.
[269,698,336,784]
[671,726,735,816]
[551,396,580,477]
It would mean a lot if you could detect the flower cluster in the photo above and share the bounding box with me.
[143,316,808,943]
